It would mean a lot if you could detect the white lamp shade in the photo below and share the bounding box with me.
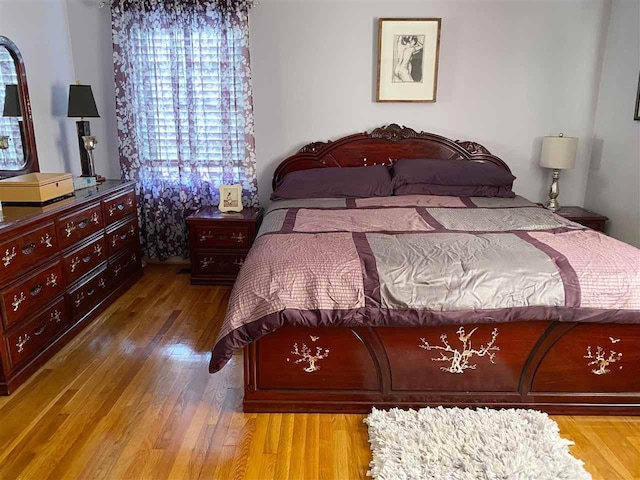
[540,135,578,169]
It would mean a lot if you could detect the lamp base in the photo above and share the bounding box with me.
[545,169,561,213]
[76,121,94,176]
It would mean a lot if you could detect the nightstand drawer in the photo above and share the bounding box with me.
[192,251,246,276]
[2,261,65,329]
[5,297,68,370]
[193,225,251,249]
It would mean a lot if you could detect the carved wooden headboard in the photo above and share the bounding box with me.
[272,124,510,189]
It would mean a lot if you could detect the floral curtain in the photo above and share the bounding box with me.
[111,0,258,260]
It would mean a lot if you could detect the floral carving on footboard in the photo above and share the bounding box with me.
[287,340,330,373]
[584,337,623,375]
[419,327,500,374]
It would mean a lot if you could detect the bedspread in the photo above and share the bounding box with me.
[210,195,640,372]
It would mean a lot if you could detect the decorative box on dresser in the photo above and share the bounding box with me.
[0,180,143,395]
[187,207,263,285]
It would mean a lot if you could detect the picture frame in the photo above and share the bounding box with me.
[376,18,442,103]
[634,72,640,121]
[218,184,243,213]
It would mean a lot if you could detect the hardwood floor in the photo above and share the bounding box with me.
[0,264,637,480]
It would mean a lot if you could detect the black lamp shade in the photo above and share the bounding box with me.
[67,84,100,118]
[2,84,21,117]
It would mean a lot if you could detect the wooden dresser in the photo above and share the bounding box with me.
[0,180,142,395]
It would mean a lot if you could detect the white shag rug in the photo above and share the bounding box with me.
[364,407,591,480]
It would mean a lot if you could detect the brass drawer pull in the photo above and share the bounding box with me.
[3,247,16,267]
[12,292,26,311]
[41,233,53,248]
[34,323,47,336]
[22,243,36,255]
[16,334,30,353]
[30,284,42,296]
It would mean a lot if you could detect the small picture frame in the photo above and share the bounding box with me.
[218,184,243,213]
[377,18,442,102]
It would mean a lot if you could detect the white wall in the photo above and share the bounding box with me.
[65,0,121,179]
[250,0,608,207]
[0,0,79,174]
[584,0,640,247]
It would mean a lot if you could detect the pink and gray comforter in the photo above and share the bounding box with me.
[210,195,640,372]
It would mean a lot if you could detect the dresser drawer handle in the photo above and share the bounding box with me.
[3,247,16,267]
[119,232,128,240]
[50,309,62,323]
[83,254,92,263]
[232,232,245,243]
[12,292,26,311]
[78,219,89,229]
[34,323,47,336]
[30,284,42,296]
[87,288,96,297]
[41,233,53,248]
[234,258,244,266]
[16,334,30,353]
[22,243,36,255]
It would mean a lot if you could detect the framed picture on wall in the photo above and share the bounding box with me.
[635,72,640,121]
[218,184,243,213]
[376,18,442,102]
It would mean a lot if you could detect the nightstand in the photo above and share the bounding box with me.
[555,206,608,233]
[187,207,263,285]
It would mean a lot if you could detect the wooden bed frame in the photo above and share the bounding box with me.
[244,124,640,415]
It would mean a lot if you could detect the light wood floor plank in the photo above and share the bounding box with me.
[0,264,637,480]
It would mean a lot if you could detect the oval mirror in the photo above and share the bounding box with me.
[0,36,39,177]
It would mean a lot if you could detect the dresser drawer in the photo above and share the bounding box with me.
[62,235,107,285]
[103,190,136,226]
[192,251,246,276]
[2,261,65,329]
[68,268,110,320]
[0,223,58,284]
[106,216,139,257]
[56,203,104,250]
[5,297,68,370]
[192,224,251,249]
[109,248,141,282]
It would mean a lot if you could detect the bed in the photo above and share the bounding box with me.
[210,124,640,414]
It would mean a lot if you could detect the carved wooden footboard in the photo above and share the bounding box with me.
[243,322,640,414]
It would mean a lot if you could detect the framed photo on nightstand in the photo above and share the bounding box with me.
[218,184,243,213]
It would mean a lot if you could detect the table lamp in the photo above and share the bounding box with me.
[2,84,25,155]
[67,83,102,180]
[540,133,578,212]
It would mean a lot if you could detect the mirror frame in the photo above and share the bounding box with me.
[0,35,39,177]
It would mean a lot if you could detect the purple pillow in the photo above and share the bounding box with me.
[392,158,516,197]
[394,184,515,198]
[271,165,393,200]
